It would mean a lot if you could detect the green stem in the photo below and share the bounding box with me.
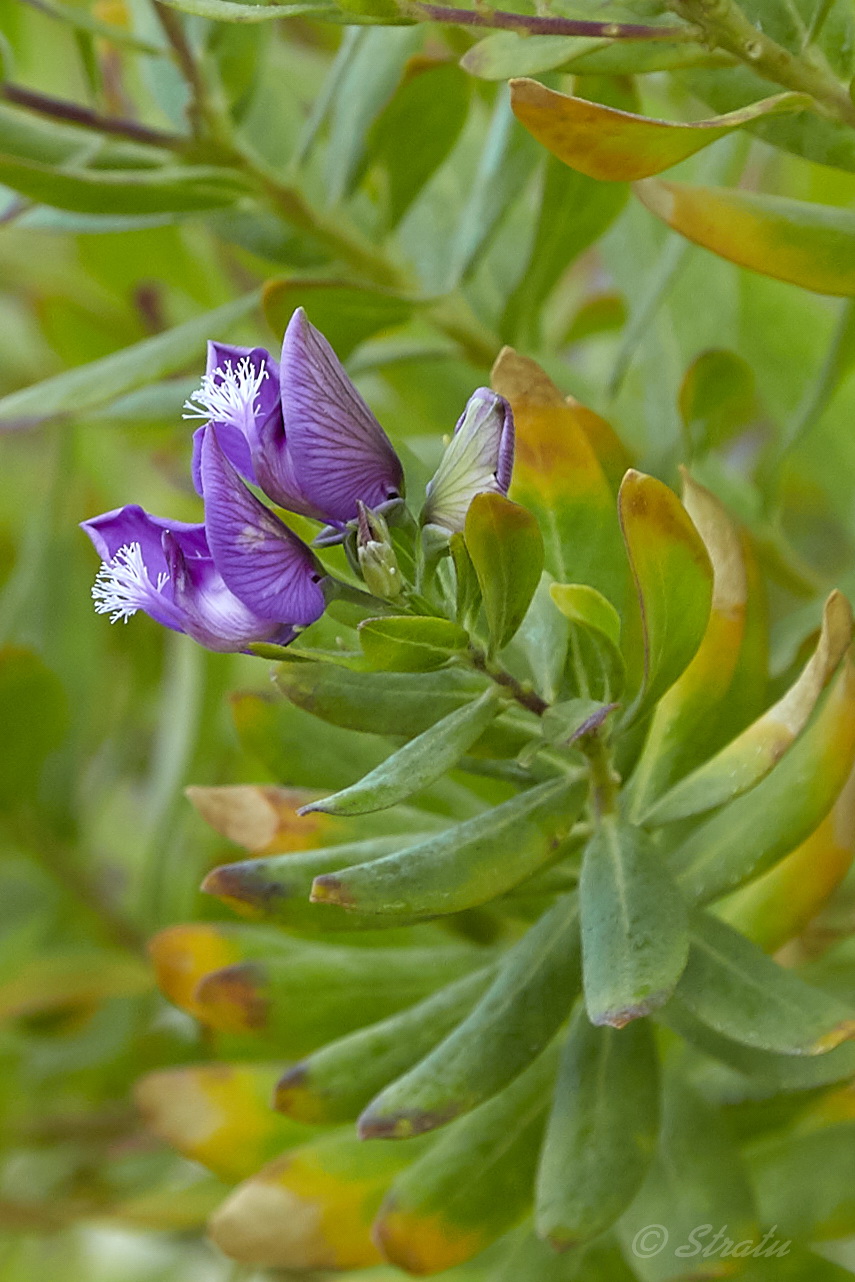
[470,648,549,716]
[668,0,855,127]
[583,732,620,819]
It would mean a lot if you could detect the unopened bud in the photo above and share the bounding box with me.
[356,502,402,598]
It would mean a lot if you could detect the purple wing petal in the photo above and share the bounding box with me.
[81,505,209,576]
[200,426,326,627]
[279,307,404,522]
[163,532,288,652]
[191,422,257,496]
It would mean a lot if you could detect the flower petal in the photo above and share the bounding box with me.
[163,532,295,652]
[422,389,515,533]
[279,307,404,523]
[199,426,326,627]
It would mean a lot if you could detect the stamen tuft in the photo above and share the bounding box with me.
[183,358,269,429]
[92,542,165,624]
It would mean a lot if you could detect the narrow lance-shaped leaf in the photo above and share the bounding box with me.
[275,969,496,1124]
[274,661,491,739]
[580,817,689,1027]
[636,179,855,296]
[716,766,855,953]
[536,1009,660,1247]
[671,647,855,904]
[645,590,852,824]
[510,79,809,181]
[208,1128,429,1272]
[464,492,544,655]
[358,895,581,1138]
[375,1049,556,1275]
[618,469,713,723]
[628,474,748,819]
[134,1064,319,1182]
[300,687,503,817]
[311,776,587,920]
[0,153,250,216]
[202,836,435,933]
[670,910,855,1055]
[662,1001,855,1093]
[0,289,262,429]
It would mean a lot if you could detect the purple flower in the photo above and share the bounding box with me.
[183,308,404,531]
[82,429,326,653]
[421,388,515,534]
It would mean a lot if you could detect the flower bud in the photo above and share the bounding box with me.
[356,502,402,598]
[421,389,514,535]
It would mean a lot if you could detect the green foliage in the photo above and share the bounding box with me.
[6,0,855,1277]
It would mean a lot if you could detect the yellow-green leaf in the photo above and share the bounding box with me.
[636,179,855,296]
[263,278,416,358]
[618,469,713,723]
[647,590,852,825]
[510,80,809,181]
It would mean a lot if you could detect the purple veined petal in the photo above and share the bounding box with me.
[421,389,515,533]
[81,505,208,632]
[200,425,326,628]
[163,532,295,652]
[279,307,404,523]
[191,422,257,497]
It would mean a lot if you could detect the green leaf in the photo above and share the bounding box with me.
[0,103,164,168]
[375,1050,554,1274]
[368,61,470,227]
[156,0,336,17]
[262,278,417,359]
[627,474,749,819]
[358,895,581,1137]
[202,837,434,932]
[300,687,503,816]
[550,582,621,649]
[511,79,809,181]
[464,492,544,654]
[540,697,616,747]
[274,968,496,1123]
[461,33,593,81]
[536,1010,660,1246]
[679,348,757,451]
[671,911,855,1055]
[182,931,484,1056]
[580,817,689,1027]
[617,1080,757,1282]
[618,468,713,722]
[750,1123,855,1241]
[502,152,627,349]
[273,661,491,738]
[357,615,469,672]
[492,350,629,608]
[325,26,424,204]
[0,289,261,428]
[0,153,249,215]
[311,775,587,919]
[19,0,162,50]
[644,590,851,825]
[449,532,481,628]
[636,178,855,296]
[670,650,855,903]
[663,1000,855,1090]
[450,87,540,281]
